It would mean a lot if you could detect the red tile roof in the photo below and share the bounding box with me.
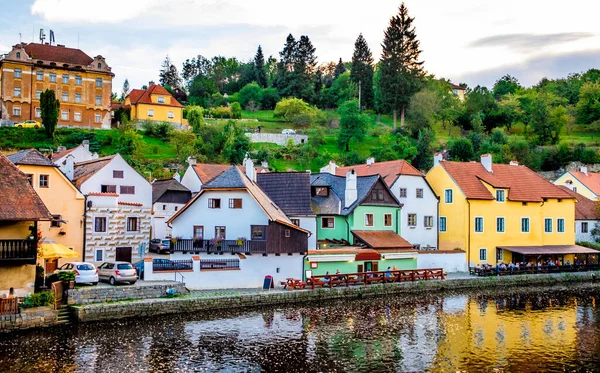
[558,186,598,220]
[127,84,183,108]
[440,161,574,202]
[351,230,414,249]
[24,43,93,66]
[50,147,75,161]
[0,153,51,221]
[566,171,600,196]
[336,160,423,186]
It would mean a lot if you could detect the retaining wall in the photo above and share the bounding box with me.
[67,282,188,305]
[417,251,467,273]
[0,307,57,332]
[245,133,308,146]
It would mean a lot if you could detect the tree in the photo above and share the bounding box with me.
[159,56,181,88]
[238,82,263,107]
[334,58,346,79]
[260,88,280,110]
[414,128,434,170]
[576,81,600,124]
[406,88,441,136]
[493,74,522,99]
[121,78,130,101]
[170,130,197,162]
[378,3,424,129]
[187,106,205,133]
[351,33,375,110]
[449,137,475,161]
[221,121,250,164]
[274,34,317,103]
[254,45,268,88]
[273,98,312,121]
[40,89,59,139]
[230,102,242,119]
[337,100,368,151]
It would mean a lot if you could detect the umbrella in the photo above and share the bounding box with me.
[39,238,78,286]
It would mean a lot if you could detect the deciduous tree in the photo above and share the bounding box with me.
[337,100,367,152]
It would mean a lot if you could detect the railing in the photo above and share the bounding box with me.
[200,258,240,270]
[153,259,193,272]
[469,264,600,276]
[0,239,37,263]
[0,297,18,315]
[171,239,267,254]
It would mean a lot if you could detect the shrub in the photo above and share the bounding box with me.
[57,271,76,282]
[230,102,242,119]
[209,106,232,119]
[20,291,55,308]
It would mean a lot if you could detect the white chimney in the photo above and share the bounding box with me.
[56,145,66,152]
[433,153,443,167]
[366,157,375,166]
[91,152,99,160]
[82,140,89,151]
[65,154,75,181]
[245,158,255,181]
[581,166,588,175]
[261,160,268,169]
[481,154,492,173]
[187,156,197,166]
[320,160,337,175]
[345,170,357,208]
[509,160,519,166]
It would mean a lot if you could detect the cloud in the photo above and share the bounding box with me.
[470,33,594,52]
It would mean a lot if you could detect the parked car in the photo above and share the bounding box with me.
[97,261,137,285]
[149,238,172,254]
[282,129,296,135]
[54,262,98,285]
[14,120,41,129]
[133,258,192,280]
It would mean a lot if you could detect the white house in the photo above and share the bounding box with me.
[162,165,310,289]
[69,154,153,264]
[558,186,599,243]
[323,158,439,250]
[151,177,192,239]
[51,140,98,174]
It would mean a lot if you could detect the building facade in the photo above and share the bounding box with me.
[151,178,192,239]
[124,84,184,125]
[553,167,600,201]
[0,43,113,128]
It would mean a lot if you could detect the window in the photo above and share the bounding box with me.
[439,217,447,232]
[496,190,505,202]
[61,110,68,121]
[408,214,417,227]
[399,188,407,198]
[384,214,393,227]
[416,188,423,198]
[35,107,41,118]
[75,75,82,85]
[95,95,102,105]
[322,217,335,229]
[25,174,33,186]
[39,174,49,188]
[162,205,166,210]
[13,106,20,116]
[168,111,174,119]
[251,225,266,240]
[74,112,81,122]
[582,222,589,233]
[113,170,124,178]
[94,217,107,232]
[208,198,221,209]
[215,226,226,239]
[50,215,62,228]
[14,68,21,78]
[229,198,243,209]
[480,248,487,261]
[94,113,101,123]
[193,226,204,239]
[148,109,154,117]
[50,73,56,82]
[474,217,484,233]
[75,93,82,103]
[314,187,328,196]
[95,78,102,87]
[424,216,433,228]
[158,97,165,103]
[365,213,374,226]
[285,229,291,238]
[291,219,300,226]
[378,190,384,200]
[101,185,116,193]
[557,218,565,233]
[36,71,43,81]
[445,189,453,203]
[496,217,505,233]
[36,90,42,99]
[497,248,503,261]
[126,217,139,232]
[521,218,530,233]
[95,249,104,262]
[174,206,178,211]
[16,52,20,58]
[120,186,135,194]
[98,62,101,69]
[62,92,69,102]
[14,87,21,97]
[62,74,69,84]
[544,218,553,233]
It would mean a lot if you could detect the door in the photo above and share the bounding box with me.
[116,247,132,262]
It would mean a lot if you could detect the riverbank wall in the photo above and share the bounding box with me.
[0,307,57,332]
[72,271,600,323]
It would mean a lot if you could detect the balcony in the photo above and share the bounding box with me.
[0,239,37,264]
[171,239,267,254]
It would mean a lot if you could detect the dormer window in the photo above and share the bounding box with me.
[158,97,165,104]
[313,186,329,196]
[97,63,101,69]
[16,52,20,58]
[496,190,505,202]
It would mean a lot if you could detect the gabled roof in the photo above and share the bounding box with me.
[127,84,183,108]
[256,172,315,216]
[558,186,598,220]
[72,155,114,187]
[563,171,600,197]
[50,147,75,161]
[440,161,573,202]
[352,230,415,250]
[0,153,51,221]
[24,43,94,66]
[335,160,423,185]
[152,179,191,204]
[192,163,269,185]
[7,149,56,167]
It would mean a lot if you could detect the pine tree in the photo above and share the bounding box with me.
[334,58,346,79]
[121,78,130,100]
[351,33,375,110]
[40,89,59,139]
[378,3,424,129]
[294,35,317,75]
[279,34,297,72]
[254,45,268,88]
[159,55,182,88]
[275,34,317,103]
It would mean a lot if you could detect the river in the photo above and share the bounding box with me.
[1,283,599,373]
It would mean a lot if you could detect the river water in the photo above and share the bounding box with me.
[1,284,600,373]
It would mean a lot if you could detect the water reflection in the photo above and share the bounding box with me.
[0,284,599,372]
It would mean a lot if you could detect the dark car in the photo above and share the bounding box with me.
[149,239,171,254]
[133,258,192,280]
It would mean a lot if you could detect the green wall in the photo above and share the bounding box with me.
[316,216,349,242]
[303,257,417,278]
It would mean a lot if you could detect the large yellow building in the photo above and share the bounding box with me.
[0,42,114,129]
[124,84,184,124]
[426,154,593,266]
[7,149,85,271]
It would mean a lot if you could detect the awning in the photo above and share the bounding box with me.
[498,245,600,255]
[351,230,414,250]
[39,238,79,259]
[381,252,418,260]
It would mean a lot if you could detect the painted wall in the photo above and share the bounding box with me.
[133,103,183,124]
[303,257,417,277]
[245,133,308,146]
[316,216,348,243]
[295,216,317,250]
[54,144,96,170]
[180,165,202,194]
[152,202,185,239]
[417,252,467,273]
[576,219,597,242]
[0,221,37,296]
[554,172,598,200]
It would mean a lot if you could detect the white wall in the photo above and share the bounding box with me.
[180,165,202,195]
[417,252,467,273]
[391,175,438,249]
[55,144,96,171]
[295,216,317,250]
[576,219,597,242]
[152,202,185,239]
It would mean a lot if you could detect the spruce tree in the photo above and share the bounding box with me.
[294,35,317,75]
[378,3,424,129]
[40,89,59,139]
[351,33,375,110]
[334,58,346,79]
[121,78,130,100]
[275,34,317,103]
[254,45,268,88]
[159,55,182,88]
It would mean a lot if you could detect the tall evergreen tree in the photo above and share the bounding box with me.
[294,35,317,75]
[378,3,424,129]
[351,33,375,110]
[159,55,182,88]
[334,58,346,79]
[274,34,317,103]
[40,89,59,139]
[121,78,130,101]
[279,34,297,71]
[254,45,268,88]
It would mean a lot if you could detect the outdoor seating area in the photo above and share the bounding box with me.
[469,263,600,276]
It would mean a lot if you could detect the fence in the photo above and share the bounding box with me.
[0,298,18,315]
[153,259,193,272]
[172,239,267,254]
[200,258,240,270]
[470,264,600,277]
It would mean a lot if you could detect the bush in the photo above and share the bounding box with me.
[230,102,242,119]
[209,106,232,119]
[20,291,55,309]
[57,271,76,282]
[576,241,600,250]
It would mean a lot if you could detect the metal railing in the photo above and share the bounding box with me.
[171,239,267,254]
[152,259,193,272]
[200,258,240,270]
[469,264,600,276]
[0,239,37,263]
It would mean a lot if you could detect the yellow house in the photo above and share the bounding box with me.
[0,153,51,296]
[7,149,85,270]
[553,167,600,201]
[426,154,596,266]
[124,84,184,124]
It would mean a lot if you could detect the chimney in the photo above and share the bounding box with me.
[345,170,357,208]
[187,156,196,167]
[245,158,255,181]
[64,154,74,181]
[82,140,89,151]
[509,160,519,166]
[261,160,268,169]
[91,152,99,160]
[327,160,337,175]
[481,154,492,173]
[56,145,66,152]
[433,153,443,167]
[581,166,588,175]
[366,157,375,166]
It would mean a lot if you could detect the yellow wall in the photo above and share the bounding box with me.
[0,221,37,296]
[132,103,183,124]
[554,172,598,200]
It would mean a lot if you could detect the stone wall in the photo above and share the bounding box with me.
[0,307,57,333]
[245,133,308,146]
[67,282,188,305]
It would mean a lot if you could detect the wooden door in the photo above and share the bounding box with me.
[116,247,132,262]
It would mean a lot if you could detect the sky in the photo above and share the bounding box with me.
[1,0,599,94]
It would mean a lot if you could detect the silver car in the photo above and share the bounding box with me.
[97,261,138,285]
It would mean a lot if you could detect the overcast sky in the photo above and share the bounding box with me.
[1,0,599,93]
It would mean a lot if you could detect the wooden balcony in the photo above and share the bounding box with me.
[171,239,267,254]
[0,239,37,264]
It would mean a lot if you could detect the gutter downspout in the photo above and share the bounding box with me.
[82,194,88,261]
[302,254,308,282]
[467,199,471,268]
[345,216,350,244]
[436,198,440,251]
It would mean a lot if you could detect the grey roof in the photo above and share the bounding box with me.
[256,172,315,216]
[310,173,388,216]
[152,178,191,204]
[202,166,246,189]
[7,149,56,167]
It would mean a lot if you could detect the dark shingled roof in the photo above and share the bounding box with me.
[152,179,191,204]
[203,166,246,189]
[73,156,114,187]
[7,149,56,167]
[0,153,51,221]
[256,173,314,216]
